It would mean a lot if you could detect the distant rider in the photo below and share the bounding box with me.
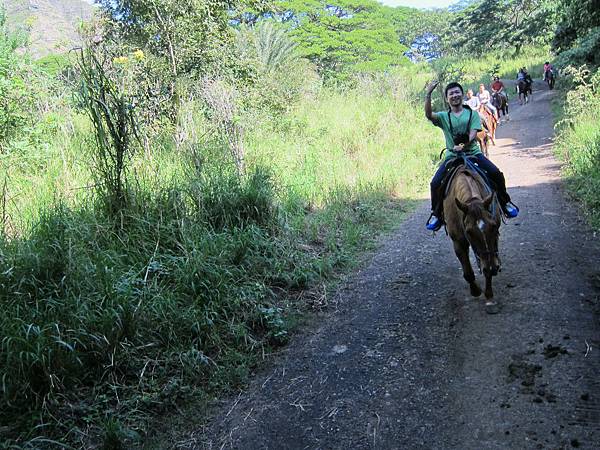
[465,89,489,128]
[477,83,498,120]
[522,67,533,85]
[424,81,519,231]
[543,61,554,81]
[491,76,507,101]
[464,88,481,110]
[516,68,529,100]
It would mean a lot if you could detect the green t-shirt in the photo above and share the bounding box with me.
[430,107,482,160]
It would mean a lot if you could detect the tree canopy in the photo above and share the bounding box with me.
[269,0,410,78]
[449,0,557,55]
[553,0,600,67]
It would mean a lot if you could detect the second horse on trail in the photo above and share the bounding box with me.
[476,107,496,158]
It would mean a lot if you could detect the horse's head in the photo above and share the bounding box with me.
[455,194,501,276]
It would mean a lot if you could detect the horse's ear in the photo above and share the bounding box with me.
[483,193,494,209]
[455,198,468,214]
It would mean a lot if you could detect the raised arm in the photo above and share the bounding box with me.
[425,81,439,122]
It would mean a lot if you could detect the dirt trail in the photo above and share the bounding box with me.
[186,81,600,449]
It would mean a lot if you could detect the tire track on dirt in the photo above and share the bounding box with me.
[183,81,600,450]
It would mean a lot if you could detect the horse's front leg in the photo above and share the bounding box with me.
[484,272,493,299]
[483,273,500,314]
[453,239,482,297]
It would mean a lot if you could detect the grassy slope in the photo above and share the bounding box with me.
[5,0,94,56]
[0,62,444,447]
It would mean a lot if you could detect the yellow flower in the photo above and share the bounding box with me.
[133,49,145,61]
[113,56,129,65]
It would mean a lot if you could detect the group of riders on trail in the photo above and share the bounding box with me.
[424,80,519,232]
[423,62,558,232]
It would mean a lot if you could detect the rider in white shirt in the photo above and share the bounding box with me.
[477,84,498,120]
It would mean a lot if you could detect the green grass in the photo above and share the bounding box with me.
[0,41,559,446]
[553,70,600,228]
[0,59,444,447]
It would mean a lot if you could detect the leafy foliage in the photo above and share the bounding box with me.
[449,0,558,55]
[555,68,600,226]
[250,21,298,74]
[96,0,271,112]
[385,6,452,60]
[270,0,409,78]
[553,0,600,68]
[556,26,600,68]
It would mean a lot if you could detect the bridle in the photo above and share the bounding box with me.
[462,208,500,274]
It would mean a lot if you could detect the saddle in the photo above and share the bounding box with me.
[434,156,497,221]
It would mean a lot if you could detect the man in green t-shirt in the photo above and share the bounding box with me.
[424,81,519,231]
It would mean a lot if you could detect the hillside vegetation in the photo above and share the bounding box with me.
[0,0,597,448]
[5,0,93,56]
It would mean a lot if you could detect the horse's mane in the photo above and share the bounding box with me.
[451,166,489,219]
[464,197,486,220]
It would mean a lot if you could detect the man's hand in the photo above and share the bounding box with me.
[425,80,439,121]
[453,144,465,153]
[426,80,439,96]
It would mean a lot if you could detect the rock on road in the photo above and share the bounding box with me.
[185,81,600,450]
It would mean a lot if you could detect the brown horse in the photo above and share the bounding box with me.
[476,129,490,157]
[444,163,502,310]
[478,106,497,144]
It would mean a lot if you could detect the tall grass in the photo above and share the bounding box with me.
[554,68,600,228]
[0,58,444,447]
[246,70,440,206]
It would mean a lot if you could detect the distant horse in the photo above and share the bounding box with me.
[517,79,531,105]
[476,129,490,158]
[478,106,497,144]
[444,161,502,309]
[492,92,509,121]
[545,70,555,89]
[525,78,533,98]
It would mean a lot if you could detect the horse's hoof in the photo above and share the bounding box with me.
[485,301,500,314]
[470,284,482,297]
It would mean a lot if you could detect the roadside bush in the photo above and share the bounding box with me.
[555,67,600,226]
[0,163,316,447]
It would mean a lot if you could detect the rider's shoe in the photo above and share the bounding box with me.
[504,202,519,218]
[426,214,442,231]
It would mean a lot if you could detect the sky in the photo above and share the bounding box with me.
[379,0,456,9]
